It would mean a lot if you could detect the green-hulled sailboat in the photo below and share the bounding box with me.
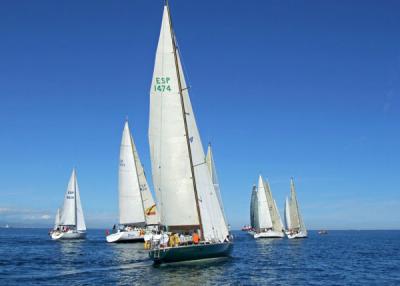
[147,2,232,264]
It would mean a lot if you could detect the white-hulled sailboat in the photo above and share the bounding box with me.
[252,175,285,238]
[284,178,307,239]
[50,169,86,240]
[148,2,232,264]
[106,121,159,243]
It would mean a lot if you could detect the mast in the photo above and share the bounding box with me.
[165,2,204,239]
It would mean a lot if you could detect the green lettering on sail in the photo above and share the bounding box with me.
[154,77,171,92]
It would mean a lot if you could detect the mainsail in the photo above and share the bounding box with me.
[119,122,146,226]
[263,179,284,232]
[254,175,273,230]
[59,169,86,231]
[149,5,228,242]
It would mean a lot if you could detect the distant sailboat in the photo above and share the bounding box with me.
[50,169,86,240]
[284,178,307,239]
[147,2,232,264]
[106,121,159,243]
[252,175,284,238]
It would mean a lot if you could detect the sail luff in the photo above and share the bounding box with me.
[289,178,301,229]
[74,173,86,231]
[264,179,284,232]
[54,208,60,230]
[250,185,257,228]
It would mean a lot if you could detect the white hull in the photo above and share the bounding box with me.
[254,230,284,239]
[286,231,307,239]
[51,230,86,240]
[106,230,144,243]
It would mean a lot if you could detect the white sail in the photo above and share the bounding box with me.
[75,177,86,231]
[60,169,78,226]
[264,180,284,232]
[130,122,159,225]
[54,208,60,230]
[250,185,257,229]
[255,175,273,230]
[206,144,228,229]
[289,178,306,233]
[149,6,228,242]
[284,197,291,230]
[119,122,146,225]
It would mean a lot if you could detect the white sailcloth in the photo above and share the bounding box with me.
[250,185,257,229]
[148,6,228,242]
[60,169,78,226]
[75,179,86,231]
[264,180,284,232]
[59,169,86,230]
[130,122,159,226]
[288,178,306,233]
[254,175,273,230]
[54,208,60,230]
[206,144,228,229]
[284,197,291,230]
[119,122,146,226]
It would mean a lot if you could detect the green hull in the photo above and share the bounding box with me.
[149,242,233,264]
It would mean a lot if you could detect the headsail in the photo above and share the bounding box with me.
[54,208,60,230]
[264,179,284,232]
[75,176,86,231]
[130,122,159,225]
[206,144,228,229]
[284,197,291,230]
[119,122,146,226]
[250,185,257,229]
[148,5,228,242]
[288,178,306,233]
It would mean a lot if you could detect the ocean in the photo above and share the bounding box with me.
[0,229,399,285]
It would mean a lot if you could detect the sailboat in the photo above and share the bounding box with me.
[252,175,285,238]
[106,121,159,243]
[50,169,86,240]
[284,177,307,239]
[147,2,232,264]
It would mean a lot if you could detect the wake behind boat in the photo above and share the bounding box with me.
[250,175,285,239]
[50,169,86,240]
[106,121,159,243]
[147,2,232,264]
[284,178,307,239]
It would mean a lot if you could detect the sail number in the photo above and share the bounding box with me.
[154,77,171,92]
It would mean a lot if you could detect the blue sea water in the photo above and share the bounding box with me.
[0,229,399,285]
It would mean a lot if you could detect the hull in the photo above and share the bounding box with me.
[286,231,308,239]
[254,230,284,239]
[149,242,233,264]
[106,231,144,243]
[51,230,86,240]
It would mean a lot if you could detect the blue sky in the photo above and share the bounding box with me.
[0,0,399,229]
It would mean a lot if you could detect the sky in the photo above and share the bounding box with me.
[0,0,399,230]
